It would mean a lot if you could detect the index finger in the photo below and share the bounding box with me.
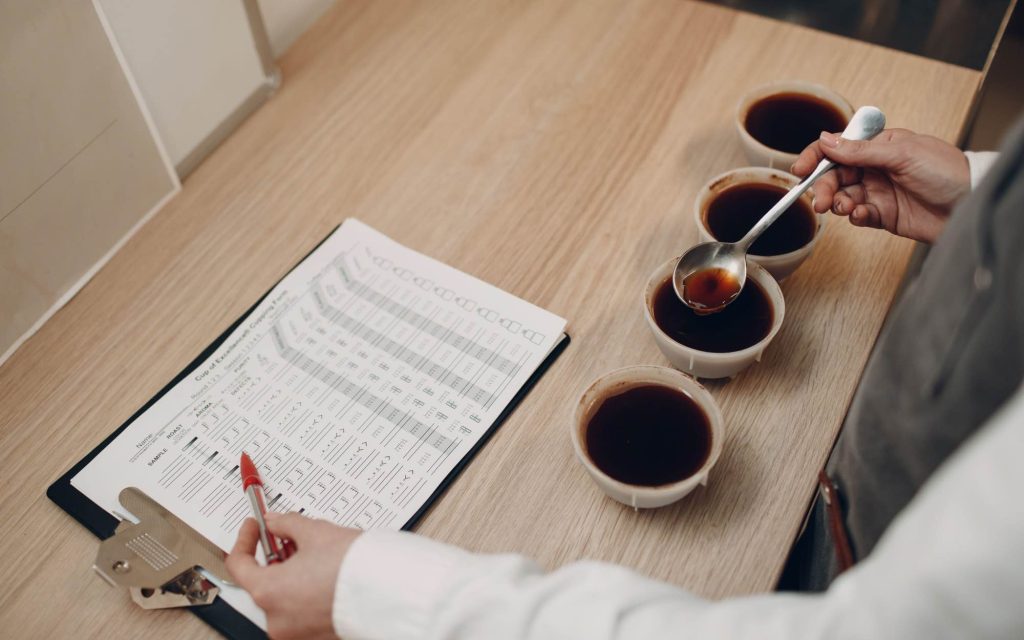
[225,518,261,588]
[790,139,827,177]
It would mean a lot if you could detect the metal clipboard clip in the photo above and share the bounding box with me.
[93,487,233,609]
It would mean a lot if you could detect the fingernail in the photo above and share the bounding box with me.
[819,132,839,148]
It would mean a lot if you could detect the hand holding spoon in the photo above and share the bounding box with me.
[673,105,887,313]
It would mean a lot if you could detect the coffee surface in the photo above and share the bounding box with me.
[744,92,848,154]
[705,182,817,256]
[652,274,773,352]
[585,383,711,486]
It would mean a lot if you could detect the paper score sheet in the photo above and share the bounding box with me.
[72,219,566,627]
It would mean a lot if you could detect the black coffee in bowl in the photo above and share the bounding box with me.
[744,92,848,154]
[584,384,711,486]
[651,275,773,353]
[704,182,817,256]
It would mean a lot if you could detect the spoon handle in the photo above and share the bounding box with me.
[736,106,887,252]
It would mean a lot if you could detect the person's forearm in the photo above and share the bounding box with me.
[334,386,1024,640]
[333,530,829,640]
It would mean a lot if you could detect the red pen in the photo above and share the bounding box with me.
[240,452,296,563]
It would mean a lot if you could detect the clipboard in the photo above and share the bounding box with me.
[46,227,570,639]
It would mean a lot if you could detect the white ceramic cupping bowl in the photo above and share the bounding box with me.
[643,256,785,379]
[572,365,724,509]
[735,81,854,170]
[694,167,825,281]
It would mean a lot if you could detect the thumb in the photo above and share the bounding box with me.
[225,518,263,588]
[265,511,315,542]
[818,131,903,171]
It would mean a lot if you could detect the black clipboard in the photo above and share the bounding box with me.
[47,227,570,639]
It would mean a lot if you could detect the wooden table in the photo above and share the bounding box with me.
[0,1,982,636]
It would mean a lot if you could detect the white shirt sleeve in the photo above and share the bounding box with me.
[333,386,1024,640]
[964,151,1000,189]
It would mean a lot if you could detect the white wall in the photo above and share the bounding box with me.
[0,1,334,363]
[96,0,272,170]
[93,0,336,173]
[0,0,179,365]
[258,0,336,58]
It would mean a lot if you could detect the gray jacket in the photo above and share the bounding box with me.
[791,116,1024,589]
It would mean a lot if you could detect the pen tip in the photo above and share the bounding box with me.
[239,451,260,488]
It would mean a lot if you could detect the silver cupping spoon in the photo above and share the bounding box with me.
[673,105,886,313]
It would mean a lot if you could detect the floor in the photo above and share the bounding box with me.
[966,1,1024,149]
[698,0,1012,70]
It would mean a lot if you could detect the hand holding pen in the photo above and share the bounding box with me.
[227,465,361,636]
[239,452,297,563]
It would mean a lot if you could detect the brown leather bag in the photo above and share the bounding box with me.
[818,471,854,573]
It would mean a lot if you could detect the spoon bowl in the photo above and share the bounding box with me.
[674,105,886,311]
[672,243,748,314]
